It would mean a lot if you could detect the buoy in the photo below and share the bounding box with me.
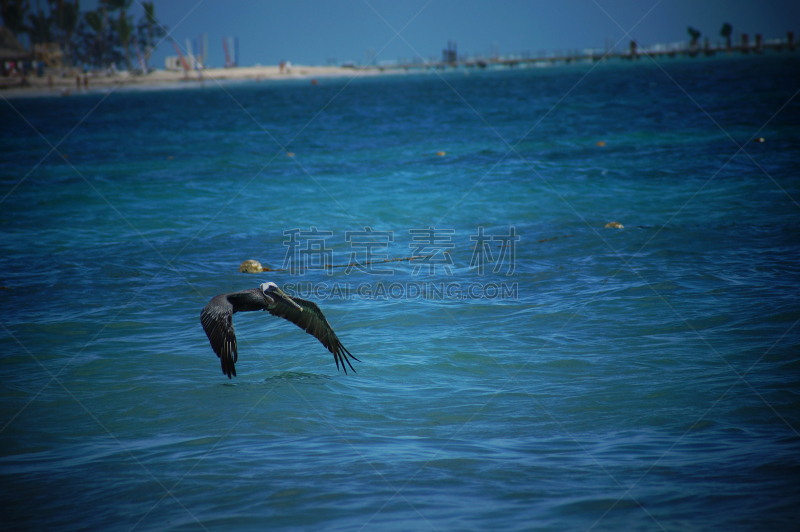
[604,221,624,229]
[311,79,318,85]
[286,152,295,157]
[436,151,446,156]
[596,141,606,147]
[754,137,765,143]
[239,260,264,273]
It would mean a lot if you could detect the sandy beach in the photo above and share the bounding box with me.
[0,64,394,98]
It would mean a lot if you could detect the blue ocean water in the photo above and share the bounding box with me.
[1,54,800,531]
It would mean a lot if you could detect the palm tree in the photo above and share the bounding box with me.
[720,23,732,51]
[141,1,154,71]
[136,2,165,72]
[108,0,131,70]
[83,8,102,64]
[100,0,108,64]
[56,0,79,66]
[687,26,701,48]
[27,10,52,44]
[114,10,132,70]
[0,0,29,38]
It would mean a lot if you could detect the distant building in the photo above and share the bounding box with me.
[165,56,182,70]
[165,55,200,71]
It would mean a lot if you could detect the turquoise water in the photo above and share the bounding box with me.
[2,55,800,530]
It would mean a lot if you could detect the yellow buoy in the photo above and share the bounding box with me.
[596,141,606,147]
[436,151,446,156]
[286,152,295,157]
[239,260,264,273]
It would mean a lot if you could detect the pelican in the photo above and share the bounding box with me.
[200,282,358,378]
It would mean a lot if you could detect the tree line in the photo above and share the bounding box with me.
[1,0,167,71]
[687,23,735,49]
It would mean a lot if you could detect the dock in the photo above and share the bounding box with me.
[368,32,796,73]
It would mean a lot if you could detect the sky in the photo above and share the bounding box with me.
[85,0,800,68]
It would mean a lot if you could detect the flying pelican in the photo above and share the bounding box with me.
[200,282,358,378]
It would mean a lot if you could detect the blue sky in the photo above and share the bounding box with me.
[92,0,799,68]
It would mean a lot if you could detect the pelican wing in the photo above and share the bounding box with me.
[200,295,238,378]
[267,296,359,373]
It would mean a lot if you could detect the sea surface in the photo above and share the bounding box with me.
[1,54,800,531]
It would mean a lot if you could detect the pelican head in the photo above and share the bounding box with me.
[261,282,303,311]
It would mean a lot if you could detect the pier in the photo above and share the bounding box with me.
[369,32,796,73]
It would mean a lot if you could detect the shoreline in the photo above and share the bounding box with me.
[0,64,394,98]
[2,50,796,99]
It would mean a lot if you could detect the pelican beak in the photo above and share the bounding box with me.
[272,287,303,312]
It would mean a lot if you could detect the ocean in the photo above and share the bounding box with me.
[1,54,799,531]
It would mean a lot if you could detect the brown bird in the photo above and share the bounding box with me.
[200,282,358,378]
